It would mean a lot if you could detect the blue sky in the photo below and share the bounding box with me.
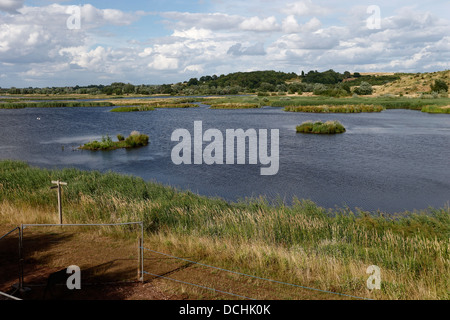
[0,0,449,87]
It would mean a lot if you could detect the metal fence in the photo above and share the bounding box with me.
[0,227,21,300]
[1,222,143,299]
[141,246,373,301]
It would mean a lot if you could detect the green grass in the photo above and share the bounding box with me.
[271,96,450,110]
[0,101,114,109]
[285,105,384,113]
[209,103,260,109]
[297,121,346,134]
[421,106,450,114]
[154,103,198,108]
[79,132,149,150]
[110,106,155,112]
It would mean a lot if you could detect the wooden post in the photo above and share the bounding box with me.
[51,180,68,225]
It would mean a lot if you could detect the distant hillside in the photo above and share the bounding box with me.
[372,70,450,97]
[1,69,448,98]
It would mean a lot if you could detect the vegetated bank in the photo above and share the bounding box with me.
[0,160,448,300]
[285,105,383,113]
[421,105,450,114]
[297,121,346,134]
[209,103,261,109]
[79,131,149,151]
[0,101,114,109]
[270,96,450,111]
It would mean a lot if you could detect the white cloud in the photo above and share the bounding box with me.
[282,16,322,33]
[148,55,179,70]
[172,27,214,40]
[227,42,265,56]
[1,1,450,87]
[281,1,330,17]
[183,64,204,73]
[0,0,24,13]
[138,47,153,57]
[239,16,280,32]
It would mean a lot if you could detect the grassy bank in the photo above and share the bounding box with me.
[285,105,384,113]
[79,132,149,150]
[0,101,114,109]
[297,121,346,134]
[210,103,260,109]
[269,96,450,110]
[0,161,448,299]
[421,106,450,114]
[110,106,155,112]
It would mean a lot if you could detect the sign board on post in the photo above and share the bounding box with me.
[51,180,68,225]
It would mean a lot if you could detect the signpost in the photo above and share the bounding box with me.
[51,180,68,225]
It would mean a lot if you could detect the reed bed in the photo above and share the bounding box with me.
[421,106,450,114]
[209,103,260,109]
[0,101,114,109]
[285,105,384,113]
[297,121,346,134]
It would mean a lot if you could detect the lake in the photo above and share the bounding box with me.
[0,104,449,213]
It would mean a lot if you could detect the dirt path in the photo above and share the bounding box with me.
[0,225,352,301]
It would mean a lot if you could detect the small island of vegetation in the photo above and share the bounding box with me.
[79,131,149,151]
[297,120,346,134]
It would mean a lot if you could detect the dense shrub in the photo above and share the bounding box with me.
[296,120,346,134]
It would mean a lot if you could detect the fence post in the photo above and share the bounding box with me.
[137,237,141,282]
[18,225,23,290]
[140,222,144,283]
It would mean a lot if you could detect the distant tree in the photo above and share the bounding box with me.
[353,72,361,78]
[103,87,114,95]
[187,78,199,86]
[123,83,135,94]
[431,79,448,93]
[354,81,373,95]
[259,82,275,92]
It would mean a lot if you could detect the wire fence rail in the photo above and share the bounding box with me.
[143,271,255,300]
[0,291,22,301]
[0,227,22,300]
[0,227,20,241]
[141,247,374,301]
[2,224,373,301]
[1,222,145,299]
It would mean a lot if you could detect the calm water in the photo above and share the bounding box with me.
[0,104,449,213]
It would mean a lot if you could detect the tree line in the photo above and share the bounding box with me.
[0,70,405,97]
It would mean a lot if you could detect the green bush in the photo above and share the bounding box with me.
[297,120,346,134]
[431,79,448,93]
[353,82,373,95]
[125,131,149,148]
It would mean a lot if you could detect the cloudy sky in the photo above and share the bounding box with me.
[0,0,449,87]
